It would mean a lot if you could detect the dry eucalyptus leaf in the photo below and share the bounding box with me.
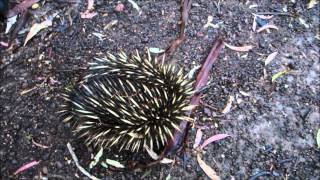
[257,24,279,33]
[222,95,234,114]
[5,15,17,34]
[200,134,230,149]
[149,47,165,54]
[193,128,203,149]
[224,43,253,52]
[106,159,124,168]
[128,0,142,15]
[24,13,58,46]
[197,154,220,180]
[265,51,278,66]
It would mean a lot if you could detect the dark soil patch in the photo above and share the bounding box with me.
[1,0,319,179]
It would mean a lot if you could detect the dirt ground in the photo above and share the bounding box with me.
[0,0,319,179]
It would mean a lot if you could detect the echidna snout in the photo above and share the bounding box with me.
[60,50,193,152]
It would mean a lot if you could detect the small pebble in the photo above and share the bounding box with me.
[115,3,124,12]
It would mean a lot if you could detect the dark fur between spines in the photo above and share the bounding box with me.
[60,51,193,152]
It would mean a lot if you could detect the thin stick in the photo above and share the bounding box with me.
[67,143,100,180]
[160,0,192,59]
[162,38,225,155]
[256,12,292,16]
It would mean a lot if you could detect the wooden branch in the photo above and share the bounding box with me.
[162,38,224,155]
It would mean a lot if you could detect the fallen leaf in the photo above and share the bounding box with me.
[204,15,214,28]
[5,15,17,34]
[89,147,103,169]
[316,129,320,148]
[299,18,310,29]
[271,70,289,82]
[160,158,174,164]
[149,47,165,54]
[24,15,56,46]
[252,16,257,31]
[221,96,234,114]
[193,128,203,148]
[224,43,253,52]
[0,41,9,47]
[197,154,220,180]
[188,65,201,79]
[87,0,94,10]
[80,12,98,19]
[249,4,258,9]
[14,160,40,175]
[307,0,319,9]
[92,32,105,41]
[104,20,118,30]
[255,14,273,20]
[265,51,278,66]
[80,0,97,19]
[239,90,251,97]
[200,134,230,149]
[128,0,142,15]
[106,159,124,168]
[257,24,279,33]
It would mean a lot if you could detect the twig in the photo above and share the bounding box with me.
[32,138,50,149]
[162,38,225,155]
[160,0,192,59]
[213,0,221,14]
[8,10,29,47]
[256,12,293,16]
[67,143,100,180]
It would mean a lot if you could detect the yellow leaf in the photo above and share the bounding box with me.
[271,70,289,82]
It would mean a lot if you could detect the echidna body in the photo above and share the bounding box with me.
[60,51,193,152]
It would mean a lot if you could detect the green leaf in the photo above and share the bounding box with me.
[89,147,103,169]
[317,129,320,148]
[271,70,289,82]
[106,159,125,168]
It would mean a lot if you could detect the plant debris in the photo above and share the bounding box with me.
[106,159,125,168]
[24,13,57,46]
[224,43,253,52]
[128,0,142,15]
[200,134,230,149]
[265,51,278,66]
[271,70,289,82]
[13,160,40,175]
[197,154,220,180]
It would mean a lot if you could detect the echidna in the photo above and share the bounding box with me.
[60,50,193,152]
